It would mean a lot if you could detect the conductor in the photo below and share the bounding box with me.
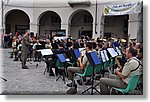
[21,30,31,69]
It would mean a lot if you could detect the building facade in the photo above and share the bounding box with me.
[0,0,143,42]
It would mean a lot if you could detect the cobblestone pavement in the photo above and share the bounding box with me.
[0,48,101,95]
[0,48,142,95]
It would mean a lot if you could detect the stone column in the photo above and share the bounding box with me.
[99,15,105,39]
[61,23,68,37]
[0,0,3,47]
[92,22,96,38]
[30,23,38,36]
[128,13,142,42]
[0,0,3,35]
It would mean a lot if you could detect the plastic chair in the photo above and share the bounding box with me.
[55,58,67,84]
[75,64,101,94]
[110,75,140,95]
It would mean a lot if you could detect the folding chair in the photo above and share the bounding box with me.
[110,75,140,95]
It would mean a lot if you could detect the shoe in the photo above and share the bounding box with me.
[77,80,83,85]
[49,73,55,76]
[66,87,77,95]
[95,75,101,80]
[83,77,86,82]
[34,60,37,62]
[13,58,18,61]
[9,56,13,58]
[67,82,77,88]
[22,66,29,69]
[85,79,92,85]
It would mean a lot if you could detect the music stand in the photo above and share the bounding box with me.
[85,51,101,95]
[115,47,122,56]
[34,45,44,68]
[57,54,67,63]
[107,48,118,58]
[56,54,69,84]
[112,42,120,48]
[36,45,42,50]
[70,49,80,60]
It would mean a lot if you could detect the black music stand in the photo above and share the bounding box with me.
[56,54,69,84]
[35,45,43,68]
[36,45,44,50]
[85,51,101,95]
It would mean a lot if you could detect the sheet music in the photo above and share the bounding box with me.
[79,48,86,56]
[66,58,70,62]
[116,47,122,55]
[79,48,85,52]
[54,37,68,40]
[81,50,86,56]
[37,49,53,56]
[100,51,106,62]
[103,50,109,61]
[107,48,118,57]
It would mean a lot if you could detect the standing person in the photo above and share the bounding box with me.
[4,34,9,48]
[21,30,31,69]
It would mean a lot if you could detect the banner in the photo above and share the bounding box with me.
[104,1,142,15]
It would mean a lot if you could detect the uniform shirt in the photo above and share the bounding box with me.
[82,51,92,65]
[122,57,142,84]
[12,41,16,48]
[32,43,42,50]
[45,43,52,49]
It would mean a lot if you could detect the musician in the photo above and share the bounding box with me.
[66,42,92,94]
[21,30,31,69]
[99,47,142,94]
[45,39,52,49]
[17,40,22,61]
[45,42,67,76]
[32,39,42,61]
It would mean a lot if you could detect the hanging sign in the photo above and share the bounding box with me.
[104,1,141,15]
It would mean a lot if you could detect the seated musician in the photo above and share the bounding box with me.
[17,40,22,61]
[99,47,143,95]
[13,40,22,61]
[51,39,58,50]
[66,42,93,94]
[12,38,20,60]
[32,39,42,61]
[45,42,67,76]
[45,39,52,49]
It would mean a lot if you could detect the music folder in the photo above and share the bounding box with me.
[73,49,80,59]
[57,54,70,63]
[37,49,53,56]
[112,42,119,48]
[36,45,43,50]
[100,50,109,62]
[86,51,101,66]
[115,47,122,55]
[107,48,118,57]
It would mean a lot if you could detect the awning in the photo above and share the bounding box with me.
[68,0,91,7]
